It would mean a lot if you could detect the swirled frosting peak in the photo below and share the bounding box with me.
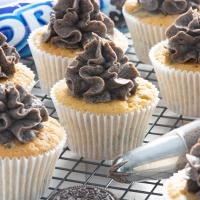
[139,0,200,15]
[0,82,49,144]
[165,8,200,63]
[185,139,200,197]
[0,32,20,78]
[66,34,140,103]
[42,0,115,49]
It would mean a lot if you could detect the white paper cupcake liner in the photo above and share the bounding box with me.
[0,130,66,200]
[150,40,200,118]
[122,6,167,64]
[51,79,159,160]
[28,27,73,96]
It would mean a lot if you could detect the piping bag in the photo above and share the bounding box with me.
[108,119,200,183]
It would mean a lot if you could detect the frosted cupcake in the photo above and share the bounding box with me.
[163,139,200,200]
[51,33,159,160]
[149,8,200,117]
[123,0,200,64]
[28,0,128,95]
[0,82,66,200]
[0,32,35,92]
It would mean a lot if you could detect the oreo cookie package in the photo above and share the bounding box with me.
[0,0,55,57]
[0,0,127,58]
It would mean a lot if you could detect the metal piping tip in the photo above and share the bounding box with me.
[108,119,200,183]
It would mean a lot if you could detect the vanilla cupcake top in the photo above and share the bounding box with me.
[0,32,20,78]
[65,34,140,103]
[165,8,200,63]
[42,0,114,49]
[185,138,200,197]
[139,0,200,14]
[0,82,48,145]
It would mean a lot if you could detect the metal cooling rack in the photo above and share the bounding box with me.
[21,32,196,200]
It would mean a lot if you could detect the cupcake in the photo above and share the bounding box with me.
[149,8,200,118]
[123,0,200,64]
[28,0,128,95]
[0,82,66,200]
[0,32,35,92]
[50,33,159,160]
[163,138,200,200]
[49,185,119,199]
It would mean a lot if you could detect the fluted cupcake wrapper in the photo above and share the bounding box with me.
[0,132,66,200]
[122,6,167,64]
[28,27,72,96]
[150,40,200,118]
[51,79,159,161]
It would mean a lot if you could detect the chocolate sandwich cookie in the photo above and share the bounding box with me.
[49,185,119,200]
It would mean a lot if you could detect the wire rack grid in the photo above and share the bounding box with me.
[20,32,196,200]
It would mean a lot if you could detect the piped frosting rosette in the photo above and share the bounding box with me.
[65,34,139,103]
[28,0,128,95]
[149,8,200,117]
[0,33,35,92]
[0,82,48,143]
[0,83,66,200]
[51,34,159,160]
[122,0,200,64]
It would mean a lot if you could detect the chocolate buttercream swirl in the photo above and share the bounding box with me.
[185,139,200,197]
[165,8,200,63]
[42,0,114,49]
[139,0,200,15]
[0,82,48,144]
[65,34,140,103]
[0,32,20,78]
